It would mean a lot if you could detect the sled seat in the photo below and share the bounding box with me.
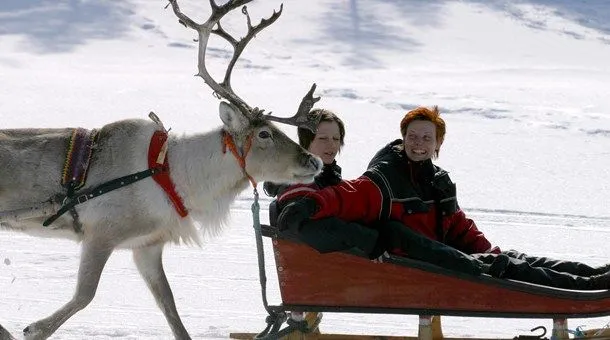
[260,224,610,318]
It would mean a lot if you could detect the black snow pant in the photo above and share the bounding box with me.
[474,251,607,290]
[373,220,484,276]
[374,220,608,290]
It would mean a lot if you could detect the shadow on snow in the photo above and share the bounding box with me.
[307,0,610,69]
[0,0,134,54]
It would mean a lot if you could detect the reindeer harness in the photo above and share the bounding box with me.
[43,114,188,229]
[43,113,261,230]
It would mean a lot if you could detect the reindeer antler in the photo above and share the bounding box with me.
[168,0,322,132]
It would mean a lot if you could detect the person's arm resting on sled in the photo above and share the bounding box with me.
[277,197,380,257]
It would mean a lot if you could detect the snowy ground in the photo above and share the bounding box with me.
[1,0,609,339]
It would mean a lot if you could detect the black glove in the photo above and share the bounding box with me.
[314,162,342,187]
[263,181,289,198]
[276,198,318,232]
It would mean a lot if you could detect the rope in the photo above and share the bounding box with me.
[251,188,287,339]
[250,189,318,339]
[251,188,271,314]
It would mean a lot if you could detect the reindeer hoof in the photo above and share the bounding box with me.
[23,323,47,340]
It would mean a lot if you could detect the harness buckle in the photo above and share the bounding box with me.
[76,194,91,204]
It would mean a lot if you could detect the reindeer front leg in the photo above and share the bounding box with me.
[24,240,114,340]
[133,244,191,340]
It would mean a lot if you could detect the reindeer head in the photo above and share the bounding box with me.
[168,0,323,185]
[218,101,322,184]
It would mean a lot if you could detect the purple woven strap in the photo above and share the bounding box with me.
[62,128,98,190]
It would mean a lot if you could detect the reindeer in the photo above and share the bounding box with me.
[0,1,323,339]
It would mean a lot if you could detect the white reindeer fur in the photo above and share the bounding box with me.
[0,102,321,339]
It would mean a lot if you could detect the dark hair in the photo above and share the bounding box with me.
[297,108,345,150]
[400,106,446,158]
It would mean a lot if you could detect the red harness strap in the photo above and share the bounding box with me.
[148,130,189,217]
[222,131,257,188]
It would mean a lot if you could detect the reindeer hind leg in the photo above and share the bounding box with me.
[0,324,17,340]
[23,240,113,340]
[132,244,191,340]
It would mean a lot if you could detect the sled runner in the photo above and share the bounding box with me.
[230,194,610,340]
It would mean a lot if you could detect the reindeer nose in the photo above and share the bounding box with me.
[308,156,322,171]
[300,152,322,171]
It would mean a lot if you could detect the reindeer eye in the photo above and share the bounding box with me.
[258,130,271,139]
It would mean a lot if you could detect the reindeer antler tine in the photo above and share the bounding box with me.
[296,83,321,117]
[264,83,322,133]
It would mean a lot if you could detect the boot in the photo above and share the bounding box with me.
[594,263,610,275]
[591,271,610,290]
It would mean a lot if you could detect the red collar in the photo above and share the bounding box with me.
[148,130,188,217]
[222,131,257,189]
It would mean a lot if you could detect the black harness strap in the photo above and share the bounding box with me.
[43,167,164,227]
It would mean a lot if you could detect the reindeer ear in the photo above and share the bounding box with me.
[219,101,249,132]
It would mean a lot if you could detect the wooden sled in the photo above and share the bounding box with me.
[230,223,610,340]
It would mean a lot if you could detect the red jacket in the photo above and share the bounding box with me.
[280,140,500,255]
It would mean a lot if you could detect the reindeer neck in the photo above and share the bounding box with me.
[166,128,250,222]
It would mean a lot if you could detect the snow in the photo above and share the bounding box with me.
[1,0,609,338]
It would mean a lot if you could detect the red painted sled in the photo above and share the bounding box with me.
[231,222,610,340]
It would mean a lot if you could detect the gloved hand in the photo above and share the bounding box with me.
[315,162,342,187]
[276,197,318,232]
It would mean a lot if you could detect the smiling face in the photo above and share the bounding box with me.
[402,120,440,162]
[308,121,342,164]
